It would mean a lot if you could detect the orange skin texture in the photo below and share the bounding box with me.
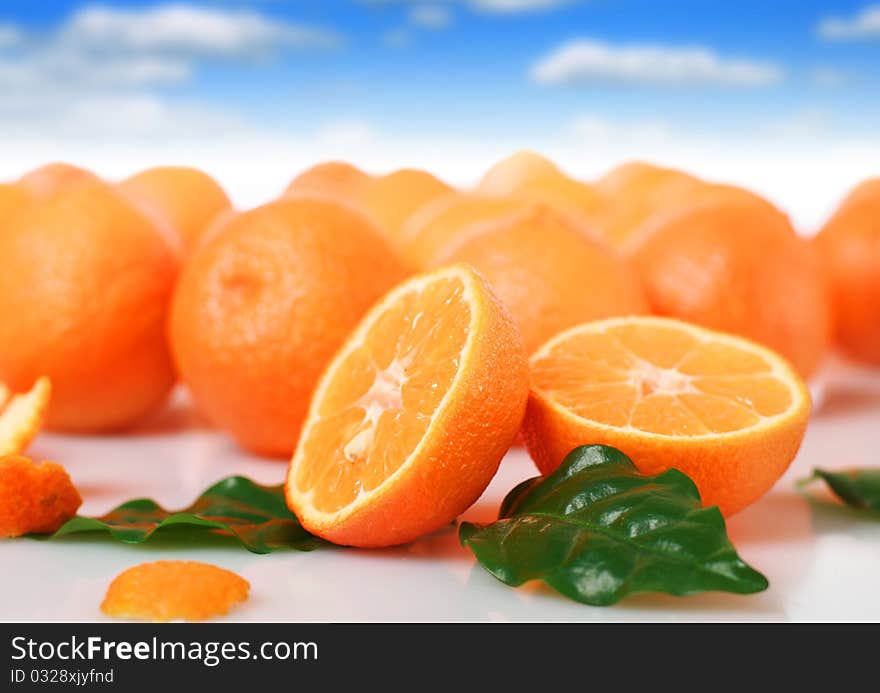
[478,150,569,196]
[398,192,531,269]
[594,161,706,246]
[524,377,810,517]
[284,161,371,202]
[0,180,179,432]
[119,166,233,254]
[622,182,783,255]
[478,150,605,226]
[632,200,832,378]
[286,265,530,547]
[522,317,812,516]
[18,163,99,199]
[170,196,410,457]
[102,561,249,622]
[435,204,649,353]
[814,178,880,364]
[360,168,454,241]
[0,455,82,536]
[0,183,32,230]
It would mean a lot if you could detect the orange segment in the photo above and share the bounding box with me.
[0,377,51,456]
[523,316,811,515]
[286,264,529,547]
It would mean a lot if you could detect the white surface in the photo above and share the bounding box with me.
[2,359,879,622]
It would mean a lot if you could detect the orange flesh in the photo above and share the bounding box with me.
[531,322,793,437]
[295,276,471,513]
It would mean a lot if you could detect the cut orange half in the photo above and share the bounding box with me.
[523,316,811,515]
[0,377,51,456]
[286,264,529,547]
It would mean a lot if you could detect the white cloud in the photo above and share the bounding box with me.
[818,5,880,40]
[469,0,572,12]
[0,53,191,92]
[530,39,783,87]
[366,0,572,16]
[410,5,453,29]
[383,28,413,48]
[566,115,670,144]
[0,24,24,48]
[61,4,342,58]
[313,120,379,151]
[810,67,850,88]
[0,4,342,145]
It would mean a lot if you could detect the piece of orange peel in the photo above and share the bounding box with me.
[0,377,51,456]
[102,561,251,622]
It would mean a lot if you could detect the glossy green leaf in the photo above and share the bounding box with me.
[43,476,323,554]
[460,445,768,606]
[807,468,880,513]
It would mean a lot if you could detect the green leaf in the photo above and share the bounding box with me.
[42,476,324,554]
[807,468,880,513]
[460,445,768,606]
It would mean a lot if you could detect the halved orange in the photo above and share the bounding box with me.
[523,316,811,515]
[0,377,51,456]
[286,264,529,547]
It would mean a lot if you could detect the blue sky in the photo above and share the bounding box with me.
[0,1,878,224]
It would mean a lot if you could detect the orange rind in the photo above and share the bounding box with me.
[286,264,529,547]
[0,377,51,456]
[523,316,812,516]
[102,561,250,622]
[0,454,82,537]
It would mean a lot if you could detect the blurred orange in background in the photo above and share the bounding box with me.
[435,203,648,353]
[120,166,233,256]
[632,198,831,377]
[0,179,179,432]
[359,168,453,243]
[477,150,605,228]
[814,178,880,365]
[398,192,530,269]
[593,162,780,252]
[18,162,99,200]
[284,161,371,202]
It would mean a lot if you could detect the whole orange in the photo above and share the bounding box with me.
[398,192,530,269]
[478,150,604,225]
[622,182,786,255]
[361,169,453,241]
[284,161,370,202]
[632,199,831,377]
[814,178,880,364]
[18,163,99,199]
[593,161,704,247]
[435,203,649,353]
[120,166,232,255]
[170,197,410,457]
[0,180,179,431]
[478,150,568,195]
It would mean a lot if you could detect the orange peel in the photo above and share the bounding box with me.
[0,377,51,456]
[102,561,250,622]
[0,454,82,536]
